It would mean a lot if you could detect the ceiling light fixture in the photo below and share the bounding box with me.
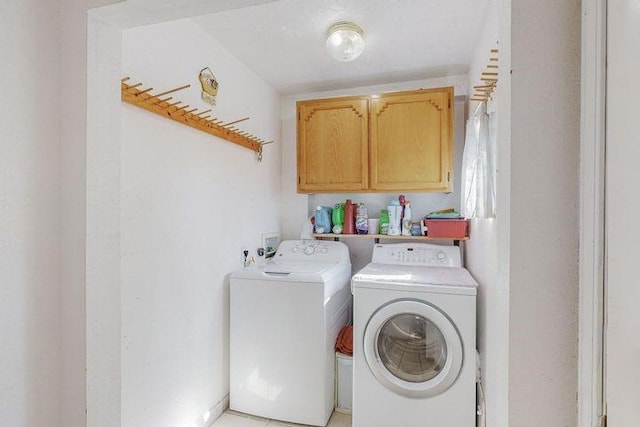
[326,21,365,62]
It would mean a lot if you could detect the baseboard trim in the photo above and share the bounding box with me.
[205,394,230,427]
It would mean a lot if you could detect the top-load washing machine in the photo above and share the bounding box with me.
[230,240,351,426]
[351,243,478,427]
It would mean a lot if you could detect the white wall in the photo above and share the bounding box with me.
[508,1,580,426]
[605,1,640,423]
[82,2,277,426]
[466,3,580,427]
[120,19,281,427]
[0,1,125,426]
[280,76,468,272]
[0,1,62,426]
[61,2,122,426]
[463,0,501,425]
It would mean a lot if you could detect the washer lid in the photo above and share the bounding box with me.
[352,263,478,295]
[231,260,346,283]
[264,261,334,275]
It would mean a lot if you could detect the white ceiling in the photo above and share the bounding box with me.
[192,0,489,95]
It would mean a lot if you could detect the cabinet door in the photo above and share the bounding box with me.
[370,88,453,192]
[297,97,369,193]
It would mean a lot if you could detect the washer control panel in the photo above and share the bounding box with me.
[371,243,461,267]
[289,242,328,256]
[274,240,347,262]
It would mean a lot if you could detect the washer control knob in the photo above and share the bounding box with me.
[304,245,315,255]
[292,246,299,253]
[436,251,447,261]
[320,246,328,254]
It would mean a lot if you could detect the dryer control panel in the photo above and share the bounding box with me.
[371,243,461,267]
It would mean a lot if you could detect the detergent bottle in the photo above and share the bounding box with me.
[387,200,402,236]
[379,209,390,235]
[314,206,333,234]
[356,203,368,234]
[343,199,356,234]
[332,203,345,234]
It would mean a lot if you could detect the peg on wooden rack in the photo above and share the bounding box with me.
[470,48,499,103]
[154,84,190,98]
[222,117,250,127]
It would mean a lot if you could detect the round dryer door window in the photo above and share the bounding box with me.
[364,299,463,398]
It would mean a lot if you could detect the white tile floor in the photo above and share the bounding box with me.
[211,410,352,427]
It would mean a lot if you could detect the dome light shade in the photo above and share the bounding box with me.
[326,21,365,62]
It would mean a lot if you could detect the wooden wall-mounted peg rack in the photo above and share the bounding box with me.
[121,77,273,158]
[471,48,499,102]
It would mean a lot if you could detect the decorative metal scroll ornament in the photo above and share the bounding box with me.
[199,67,219,106]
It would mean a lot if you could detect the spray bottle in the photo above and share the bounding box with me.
[402,201,412,236]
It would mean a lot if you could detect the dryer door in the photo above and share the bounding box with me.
[363,299,463,398]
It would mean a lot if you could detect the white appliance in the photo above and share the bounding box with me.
[351,243,478,427]
[230,240,352,426]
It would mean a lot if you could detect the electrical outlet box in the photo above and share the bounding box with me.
[261,232,281,258]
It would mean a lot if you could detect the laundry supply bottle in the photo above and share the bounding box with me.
[402,201,412,236]
[343,199,356,234]
[356,203,368,234]
[314,206,332,234]
[398,194,406,219]
[332,203,345,234]
[387,200,402,236]
[379,209,390,235]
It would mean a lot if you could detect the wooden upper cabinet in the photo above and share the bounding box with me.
[296,87,453,193]
[297,97,369,193]
[370,87,453,192]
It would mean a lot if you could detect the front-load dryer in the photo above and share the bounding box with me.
[230,240,351,426]
[351,243,478,427]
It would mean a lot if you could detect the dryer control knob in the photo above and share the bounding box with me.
[304,245,316,255]
[436,251,447,261]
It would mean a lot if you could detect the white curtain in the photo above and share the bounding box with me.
[461,103,496,218]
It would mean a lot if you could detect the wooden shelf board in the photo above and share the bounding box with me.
[312,233,469,241]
